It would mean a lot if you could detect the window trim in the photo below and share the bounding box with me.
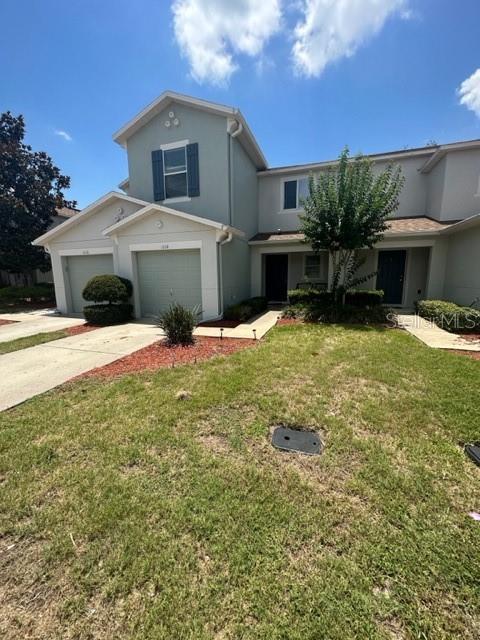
[279,175,309,213]
[160,139,191,203]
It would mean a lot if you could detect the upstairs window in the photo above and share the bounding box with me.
[163,146,187,199]
[152,142,199,202]
[283,177,309,210]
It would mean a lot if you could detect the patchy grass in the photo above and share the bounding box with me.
[0,324,479,639]
[0,330,69,355]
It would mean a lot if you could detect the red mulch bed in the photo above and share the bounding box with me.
[79,336,256,379]
[65,323,101,336]
[448,350,480,360]
[0,319,18,326]
[458,333,480,342]
[277,318,302,326]
[197,319,241,328]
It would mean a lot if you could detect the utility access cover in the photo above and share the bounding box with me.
[271,426,322,456]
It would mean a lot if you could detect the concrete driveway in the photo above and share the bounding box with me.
[0,309,84,343]
[0,323,163,411]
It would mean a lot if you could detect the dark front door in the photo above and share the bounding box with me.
[265,254,288,302]
[376,250,406,305]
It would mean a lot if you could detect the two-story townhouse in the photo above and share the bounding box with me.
[33,91,480,320]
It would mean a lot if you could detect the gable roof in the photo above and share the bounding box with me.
[102,202,245,238]
[32,192,148,246]
[112,90,267,169]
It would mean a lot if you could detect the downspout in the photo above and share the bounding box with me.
[217,229,233,317]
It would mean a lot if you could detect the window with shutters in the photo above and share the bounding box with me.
[152,140,199,202]
[163,146,188,200]
[282,177,309,210]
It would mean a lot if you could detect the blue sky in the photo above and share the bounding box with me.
[2,0,480,208]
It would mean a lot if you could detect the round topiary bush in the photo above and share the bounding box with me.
[83,303,133,325]
[82,274,131,304]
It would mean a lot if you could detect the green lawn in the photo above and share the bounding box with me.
[0,324,479,639]
[0,330,69,355]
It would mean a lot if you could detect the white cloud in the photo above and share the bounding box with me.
[54,129,72,142]
[458,68,480,118]
[172,0,282,85]
[292,0,408,77]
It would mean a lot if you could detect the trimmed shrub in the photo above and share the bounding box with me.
[83,303,133,325]
[223,303,254,322]
[345,289,384,307]
[415,300,480,333]
[0,284,55,303]
[82,274,131,304]
[223,296,268,322]
[288,288,325,304]
[282,303,309,319]
[287,288,383,307]
[249,296,268,314]
[283,301,388,325]
[157,302,199,345]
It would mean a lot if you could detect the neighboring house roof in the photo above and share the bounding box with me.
[112,90,267,170]
[32,192,149,246]
[102,202,245,238]
[257,138,480,177]
[56,206,78,218]
[47,206,79,231]
[249,216,459,244]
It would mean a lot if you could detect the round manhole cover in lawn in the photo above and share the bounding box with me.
[271,426,322,456]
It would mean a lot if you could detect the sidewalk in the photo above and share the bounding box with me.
[396,314,480,351]
[194,310,282,340]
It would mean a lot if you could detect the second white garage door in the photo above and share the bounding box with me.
[137,249,202,317]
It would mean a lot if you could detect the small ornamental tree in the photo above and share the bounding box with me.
[0,112,75,277]
[82,274,133,325]
[300,147,404,303]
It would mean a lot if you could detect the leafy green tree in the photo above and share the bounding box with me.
[0,111,75,278]
[300,147,404,301]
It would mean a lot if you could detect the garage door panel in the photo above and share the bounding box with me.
[67,254,114,314]
[137,249,202,317]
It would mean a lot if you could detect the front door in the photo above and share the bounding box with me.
[376,250,406,305]
[265,254,288,302]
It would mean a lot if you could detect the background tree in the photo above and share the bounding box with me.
[0,111,75,279]
[300,147,404,302]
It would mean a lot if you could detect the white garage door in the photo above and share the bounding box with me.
[137,249,202,317]
[66,254,114,314]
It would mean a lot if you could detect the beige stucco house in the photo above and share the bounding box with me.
[33,91,480,319]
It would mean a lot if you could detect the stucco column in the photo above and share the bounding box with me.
[250,247,262,297]
[426,238,448,300]
[49,250,68,314]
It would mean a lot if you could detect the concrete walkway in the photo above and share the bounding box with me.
[0,309,84,343]
[0,323,162,411]
[0,310,281,411]
[397,313,480,351]
[194,310,282,340]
